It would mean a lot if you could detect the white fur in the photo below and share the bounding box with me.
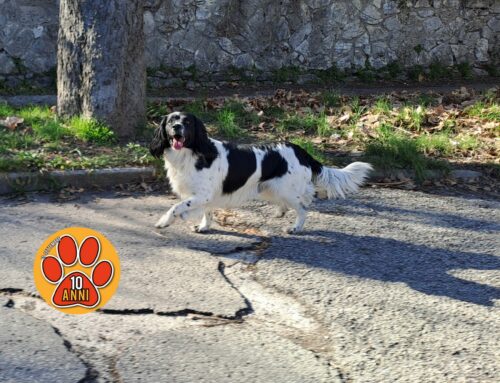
[155,139,372,233]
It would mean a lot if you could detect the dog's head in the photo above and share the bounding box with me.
[149,112,212,158]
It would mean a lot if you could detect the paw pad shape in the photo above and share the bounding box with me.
[41,235,114,308]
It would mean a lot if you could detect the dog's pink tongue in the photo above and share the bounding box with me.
[173,139,184,150]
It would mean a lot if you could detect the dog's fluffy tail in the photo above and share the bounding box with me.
[315,162,373,199]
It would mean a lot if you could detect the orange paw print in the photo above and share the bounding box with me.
[41,235,114,308]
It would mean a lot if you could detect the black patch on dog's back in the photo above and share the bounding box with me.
[222,144,257,194]
[286,142,323,175]
[260,150,288,182]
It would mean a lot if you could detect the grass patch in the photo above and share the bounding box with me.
[216,109,242,138]
[356,66,375,83]
[277,113,332,136]
[396,105,426,131]
[417,133,453,156]
[316,114,332,137]
[465,101,500,122]
[322,91,342,108]
[289,137,325,162]
[408,65,425,81]
[273,66,302,83]
[214,99,259,137]
[365,124,447,182]
[456,134,480,152]
[428,61,450,80]
[263,105,285,119]
[314,66,344,83]
[456,62,472,79]
[0,102,16,117]
[372,97,392,115]
[146,102,169,119]
[348,97,365,124]
[67,117,115,145]
[385,61,402,79]
[414,93,437,107]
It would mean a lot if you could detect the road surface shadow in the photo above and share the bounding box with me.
[261,231,500,306]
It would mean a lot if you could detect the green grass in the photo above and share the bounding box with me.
[216,109,242,138]
[465,101,500,121]
[456,134,480,152]
[417,133,452,156]
[456,62,472,79]
[372,97,392,115]
[349,97,365,124]
[263,105,285,119]
[316,114,333,137]
[0,130,35,154]
[0,102,16,117]
[146,102,169,119]
[182,100,216,122]
[213,100,259,137]
[385,61,402,79]
[414,94,437,107]
[289,137,325,162]
[322,91,342,108]
[365,124,448,182]
[407,65,425,81]
[67,116,115,144]
[396,105,426,131]
[428,61,450,80]
[273,66,302,83]
[314,65,344,83]
[356,67,375,83]
[277,113,330,136]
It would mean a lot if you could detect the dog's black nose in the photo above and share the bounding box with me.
[173,123,183,131]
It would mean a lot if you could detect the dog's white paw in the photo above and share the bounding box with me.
[192,225,209,234]
[285,227,301,234]
[155,216,171,228]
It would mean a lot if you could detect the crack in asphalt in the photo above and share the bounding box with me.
[2,293,100,383]
[1,233,347,380]
[51,326,100,383]
[217,260,254,320]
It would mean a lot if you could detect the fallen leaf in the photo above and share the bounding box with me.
[0,116,24,130]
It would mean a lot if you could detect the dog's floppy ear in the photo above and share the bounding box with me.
[191,115,218,163]
[149,116,170,158]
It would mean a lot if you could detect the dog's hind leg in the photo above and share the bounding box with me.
[274,204,288,218]
[285,201,307,234]
[280,183,314,233]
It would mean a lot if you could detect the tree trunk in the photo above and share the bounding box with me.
[57,0,145,139]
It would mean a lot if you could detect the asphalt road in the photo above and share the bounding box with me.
[0,187,498,382]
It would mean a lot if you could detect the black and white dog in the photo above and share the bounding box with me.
[150,112,372,233]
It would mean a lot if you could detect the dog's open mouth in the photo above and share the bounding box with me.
[172,136,185,150]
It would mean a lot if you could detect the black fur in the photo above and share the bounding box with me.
[286,143,323,175]
[260,150,288,182]
[188,116,218,170]
[149,117,170,158]
[222,143,257,194]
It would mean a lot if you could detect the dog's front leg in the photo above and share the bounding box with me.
[193,211,212,233]
[155,196,207,228]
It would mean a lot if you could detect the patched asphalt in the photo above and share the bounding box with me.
[0,187,498,382]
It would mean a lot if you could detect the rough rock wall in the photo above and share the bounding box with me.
[0,0,499,88]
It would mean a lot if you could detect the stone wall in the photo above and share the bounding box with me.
[1,0,499,89]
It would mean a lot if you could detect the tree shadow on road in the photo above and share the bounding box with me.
[317,199,500,233]
[262,231,500,306]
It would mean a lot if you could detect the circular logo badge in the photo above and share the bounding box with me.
[34,227,120,314]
